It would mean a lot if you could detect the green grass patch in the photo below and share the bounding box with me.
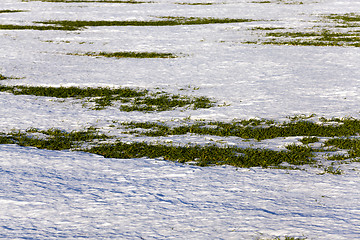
[287,113,316,121]
[118,94,214,112]
[0,24,79,31]
[122,118,360,140]
[324,138,360,159]
[1,127,110,150]
[120,117,359,169]
[2,116,359,170]
[251,26,286,31]
[321,166,343,175]
[0,85,145,98]
[0,10,28,13]
[252,0,304,4]
[247,13,360,47]
[263,30,360,46]
[253,29,360,47]
[0,74,8,80]
[299,136,319,145]
[0,74,21,80]
[71,51,177,58]
[325,13,360,24]
[326,153,350,161]
[0,135,14,144]
[267,237,307,240]
[322,13,360,29]
[85,140,315,167]
[174,2,217,5]
[0,127,315,168]
[36,17,255,30]
[0,85,215,111]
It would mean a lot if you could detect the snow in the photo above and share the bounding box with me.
[1,0,360,239]
[1,144,360,239]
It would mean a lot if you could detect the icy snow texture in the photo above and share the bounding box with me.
[1,0,360,239]
[1,144,360,239]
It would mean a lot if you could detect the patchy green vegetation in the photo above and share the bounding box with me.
[0,10,28,13]
[174,2,217,5]
[247,29,360,47]
[86,140,315,168]
[299,136,319,145]
[22,0,151,3]
[43,39,94,44]
[246,13,360,47]
[325,13,360,24]
[0,74,8,80]
[36,17,255,30]
[115,117,360,171]
[287,113,316,121]
[1,116,359,171]
[119,94,214,112]
[121,118,360,140]
[0,85,145,99]
[0,128,315,168]
[324,138,360,159]
[1,17,254,31]
[0,74,20,80]
[0,85,215,111]
[70,51,177,58]
[251,0,305,4]
[321,166,343,175]
[0,24,79,31]
[251,26,286,31]
[267,237,307,240]
[1,3,358,173]
[263,30,360,47]
[0,127,110,150]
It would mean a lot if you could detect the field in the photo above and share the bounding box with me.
[1,0,360,239]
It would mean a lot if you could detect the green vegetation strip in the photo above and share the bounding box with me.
[120,117,360,164]
[247,13,360,47]
[1,117,359,169]
[0,74,20,80]
[0,128,315,168]
[0,74,8,80]
[326,13,360,23]
[0,10,28,13]
[175,2,217,5]
[262,30,360,47]
[0,85,215,111]
[36,17,255,30]
[122,118,360,140]
[1,17,254,31]
[268,237,306,240]
[86,141,315,168]
[324,138,360,159]
[252,0,305,4]
[0,24,80,31]
[71,51,177,58]
[0,127,110,150]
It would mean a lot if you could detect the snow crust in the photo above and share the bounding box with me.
[1,144,360,239]
[1,0,360,239]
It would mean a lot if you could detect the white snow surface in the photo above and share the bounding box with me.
[1,144,360,239]
[1,0,360,239]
